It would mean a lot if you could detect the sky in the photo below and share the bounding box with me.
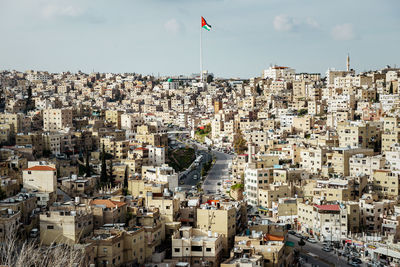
[0,0,399,78]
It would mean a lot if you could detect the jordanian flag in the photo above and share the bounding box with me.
[201,16,212,31]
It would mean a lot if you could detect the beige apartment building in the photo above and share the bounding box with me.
[372,170,400,198]
[0,113,24,133]
[127,179,167,198]
[146,192,180,223]
[382,129,400,152]
[90,199,127,228]
[337,121,380,149]
[300,146,329,174]
[349,154,385,177]
[135,208,165,261]
[172,227,223,267]
[197,205,236,257]
[258,184,291,212]
[90,228,146,267]
[43,108,73,131]
[297,203,347,241]
[105,110,123,129]
[40,209,93,245]
[303,179,355,202]
[101,137,129,159]
[232,234,288,267]
[0,208,21,242]
[331,147,374,176]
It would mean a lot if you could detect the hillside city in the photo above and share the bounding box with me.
[1,60,400,267]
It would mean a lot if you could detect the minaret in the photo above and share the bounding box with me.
[347,53,350,72]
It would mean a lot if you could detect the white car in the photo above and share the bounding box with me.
[308,238,317,243]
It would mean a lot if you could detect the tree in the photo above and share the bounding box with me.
[0,225,86,267]
[256,84,262,96]
[234,130,247,155]
[0,187,6,200]
[108,160,115,187]
[85,150,91,178]
[389,82,394,94]
[100,143,107,185]
[123,165,129,196]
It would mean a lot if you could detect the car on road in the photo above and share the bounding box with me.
[348,262,360,267]
[351,258,362,264]
[294,233,303,238]
[217,182,221,185]
[322,247,333,252]
[193,175,198,180]
[307,238,317,243]
[288,230,296,235]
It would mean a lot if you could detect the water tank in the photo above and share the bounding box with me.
[71,174,78,179]
[208,231,212,237]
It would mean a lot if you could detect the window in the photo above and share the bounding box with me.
[191,246,202,252]
[47,225,54,229]
[174,248,180,253]
[206,248,212,252]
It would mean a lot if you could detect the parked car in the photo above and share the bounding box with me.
[322,247,333,252]
[288,230,296,235]
[30,228,39,238]
[295,233,303,238]
[217,182,221,186]
[351,258,362,264]
[307,238,317,243]
[348,262,360,267]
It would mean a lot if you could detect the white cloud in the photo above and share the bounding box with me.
[273,14,319,32]
[42,4,83,19]
[164,18,184,35]
[273,15,295,32]
[331,23,356,41]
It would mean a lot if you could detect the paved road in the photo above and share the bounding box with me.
[179,150,211,189]
[202,149,233,194]
[288,235,367,267]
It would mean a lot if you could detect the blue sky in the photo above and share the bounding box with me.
[0,0,399,78]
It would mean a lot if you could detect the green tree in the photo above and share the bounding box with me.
[108,160,115,187]
[234,130,247,155]
[389,82,394,94]
[256,84,262,96]
[100,143,107,185]
[0,187,6,200]
[123,165,129,195]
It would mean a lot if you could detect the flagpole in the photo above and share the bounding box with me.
[200,20,203,83]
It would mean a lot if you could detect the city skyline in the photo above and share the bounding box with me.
[0,0,399,78]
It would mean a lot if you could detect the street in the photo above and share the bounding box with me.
[288,235,368,267]
[179,149,211,189]
[202,149,233,194]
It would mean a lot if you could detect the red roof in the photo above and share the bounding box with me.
[24,166,56,171]
[135,147,148,151]
[314,204,340,211]
[90,199,127,209]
